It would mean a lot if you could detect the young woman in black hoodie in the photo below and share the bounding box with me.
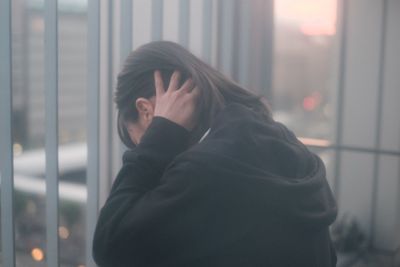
[93,41,338,267]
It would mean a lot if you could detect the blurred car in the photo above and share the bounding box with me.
[12,143,87,266]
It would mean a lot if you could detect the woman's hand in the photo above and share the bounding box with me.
[153,70,200,131]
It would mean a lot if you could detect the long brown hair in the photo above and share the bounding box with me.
[115,41,271,148]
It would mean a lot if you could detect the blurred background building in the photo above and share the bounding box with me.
[1,0,400,266]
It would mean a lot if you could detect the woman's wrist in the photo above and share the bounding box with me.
[123,116,191,167]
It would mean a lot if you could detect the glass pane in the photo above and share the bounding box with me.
[162,0,179,43]
[12,0,88,266]
[133,0,152,49]
[341,0,382,148]
[273,0,337,142]
[58,1,87,265]
[13,0,47,265]
[380,0,400,152]
[338,152,374,235]
[374,155,400,251]
[188,0,203,57]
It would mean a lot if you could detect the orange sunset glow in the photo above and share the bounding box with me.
[275,0,337,36]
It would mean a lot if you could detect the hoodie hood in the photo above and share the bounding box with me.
[184,103,337,228]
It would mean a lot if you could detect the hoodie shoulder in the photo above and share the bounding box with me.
[173,103,337,228]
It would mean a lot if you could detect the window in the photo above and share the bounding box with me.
[273,0,337,142]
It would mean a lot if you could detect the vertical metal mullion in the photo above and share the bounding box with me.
[0,0,16,266]
[333,0,349,202]
[237,0,250,87]
[119,0,133,158]
[179,0,190,47]
[370,0,388,248]
[107,0,115,193]
[152,0,163,41]
[44,0,59,265]
[120,0,132,61]
[220,0,234,76]
[259,0,274,100]
[86,0,100,266]
[202,0,212,63]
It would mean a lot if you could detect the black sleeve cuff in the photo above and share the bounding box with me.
[123,116,190,165]
[117,117,190,190]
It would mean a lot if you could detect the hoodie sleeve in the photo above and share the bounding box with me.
[92,116,199,266]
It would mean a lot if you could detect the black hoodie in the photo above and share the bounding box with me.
[93,103,338,267]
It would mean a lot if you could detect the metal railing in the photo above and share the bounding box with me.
[0,0,15,266]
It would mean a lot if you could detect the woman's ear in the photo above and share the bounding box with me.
[135,97,155,125]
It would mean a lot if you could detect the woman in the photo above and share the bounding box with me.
[93,41,338,267]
